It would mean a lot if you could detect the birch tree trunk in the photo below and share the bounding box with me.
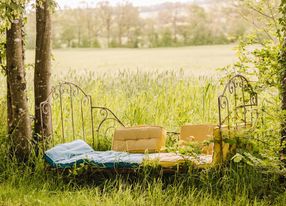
[6,18,32,160]
[34,0,52,141]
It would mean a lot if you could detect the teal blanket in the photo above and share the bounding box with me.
[44,140,145,169]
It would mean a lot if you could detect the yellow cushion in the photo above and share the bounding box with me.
[180,124,216,155]
[112,126,166,153]
[213,124,252,164]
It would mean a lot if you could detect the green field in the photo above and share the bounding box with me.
[1,45,285,206]
[26,44,237,76]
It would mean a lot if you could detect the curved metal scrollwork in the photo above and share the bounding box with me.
[40,82,95,149]
[218,74,258,128]
[39,81,126,150]
[91,106,125,149]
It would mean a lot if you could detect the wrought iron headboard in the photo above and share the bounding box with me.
[39,82,124,150]
[218,74,258,130]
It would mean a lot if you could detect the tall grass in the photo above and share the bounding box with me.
[0,70,285,205]
[0,155,285,205]
[45,70,219,150]
[62,69,218,126]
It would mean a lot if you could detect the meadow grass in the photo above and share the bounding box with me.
[0,46,285,205]
[40,69,219,150]
[0,152,285,206]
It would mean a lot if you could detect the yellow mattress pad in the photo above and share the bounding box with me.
[144,153,213,167]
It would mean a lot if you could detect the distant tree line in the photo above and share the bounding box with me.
[25,1,250,49]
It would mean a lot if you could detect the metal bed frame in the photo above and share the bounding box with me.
[40,74,258,161]
[217,74,258,161]
[218,74,258,129]
[39,82,124,150]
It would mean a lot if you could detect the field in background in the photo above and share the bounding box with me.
[26,44,237,76]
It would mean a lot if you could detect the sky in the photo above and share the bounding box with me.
[56,0,197,8]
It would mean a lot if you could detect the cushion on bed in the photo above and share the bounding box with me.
[212,124,252,164]
[112,126,166,153]
[180,124,216,155]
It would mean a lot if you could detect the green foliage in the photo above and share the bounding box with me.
[0,0,30,73]
[218,0,286,167]
[278,0,286,84]
[23,1,250,49]
[279,0,286,36]
[0,0,28,21]
[218,34,283,169]
[160,29,173,47]
[220,35,280,90]
[220,0,281,88]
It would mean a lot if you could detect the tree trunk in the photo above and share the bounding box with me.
[78,29,81,47]
[6,18,32,160]
[34,0,52,141]
[107,19,111,48]
[280,38,286,163]
[6,75,13,134]
[118,28,122,46]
